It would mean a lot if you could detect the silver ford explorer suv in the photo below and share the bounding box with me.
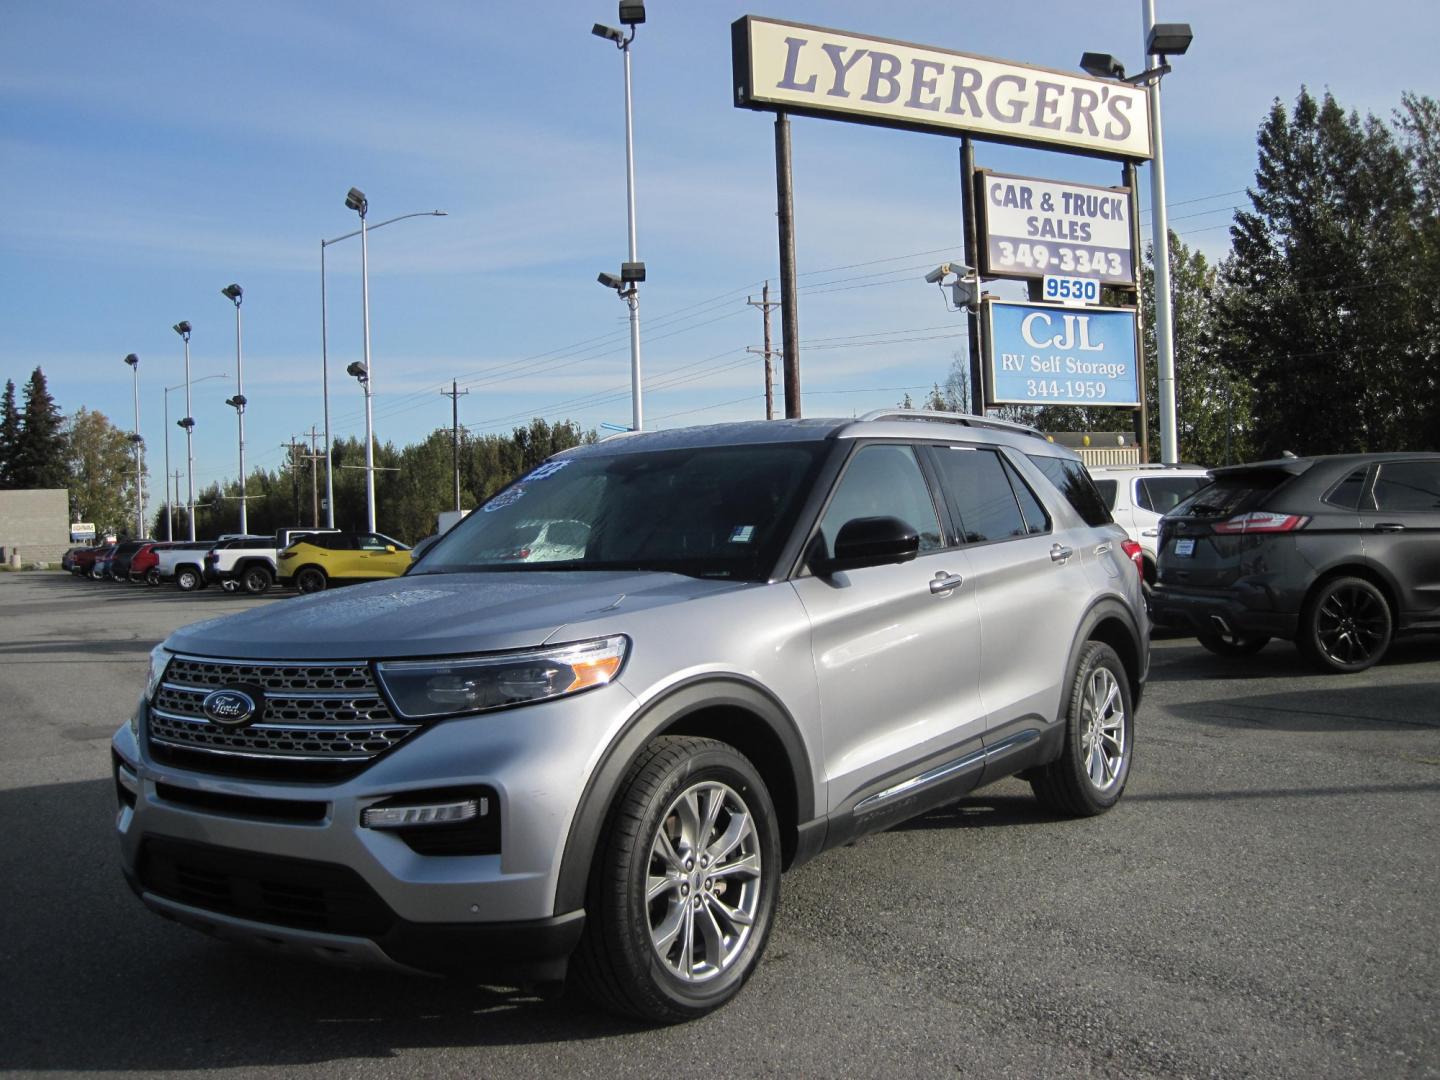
[113,411,1148,1023]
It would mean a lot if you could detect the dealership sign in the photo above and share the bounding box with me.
[731,16,1152,160]
[979,171,1134,285]
[985,300,1139,406]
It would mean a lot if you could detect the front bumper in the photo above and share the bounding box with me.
[112,679,639,980]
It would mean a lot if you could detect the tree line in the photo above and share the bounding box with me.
[918,88,1440,465]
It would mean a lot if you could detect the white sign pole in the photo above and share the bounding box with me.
[1144,0,1179,464]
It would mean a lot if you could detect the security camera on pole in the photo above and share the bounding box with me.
[221,283,248,534]
[592,1,647,431]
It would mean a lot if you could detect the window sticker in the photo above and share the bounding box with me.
[728,525,756,544]
[483,486,527,513]
[525,460,570,482]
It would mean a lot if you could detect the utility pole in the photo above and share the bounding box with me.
[171,471,182,537]
[284,437,306,526]
[441,381,470,512]
[302,427,323,527]
[746,281,778,420]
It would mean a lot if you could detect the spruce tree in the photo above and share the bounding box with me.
[12,367,68,488]
[0,380,19,487]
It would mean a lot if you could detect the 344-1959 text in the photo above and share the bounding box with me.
[1026,379,1108,400]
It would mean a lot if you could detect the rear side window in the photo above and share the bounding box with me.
[1094,479,1118,510]
[931,447,1037,543]
[1373,461,1440,511]
[1171,468,1294,519]
[1138,475,1209,514]
[1026,455,1113,527]
[1324,467,1369,510]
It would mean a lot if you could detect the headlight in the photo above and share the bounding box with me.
[376,636,627,720]
[145,644,172,702]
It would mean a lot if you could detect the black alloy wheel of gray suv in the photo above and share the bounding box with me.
[113,412,1148,1024]
[1151,452,1440,672]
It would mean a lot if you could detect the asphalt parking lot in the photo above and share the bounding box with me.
[2,571,1436,1079]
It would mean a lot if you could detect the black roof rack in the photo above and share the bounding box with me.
[856,408,1049,441]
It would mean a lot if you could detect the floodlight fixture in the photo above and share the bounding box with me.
[592,22,624,43]
[123,352,139,368]
[346,361,369,381]
[221,283,243,305]
[620,261,646,283]
[345,187,368,216]
[1147,23,1193,58]
[597,271,624,290]
[173,320,192,338]
[618,1,645,26]
[225,394,247,410]
[1079,52,1126,80]
[177,417,194,430]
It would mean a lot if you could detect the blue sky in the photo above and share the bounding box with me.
[2,1,1435,509]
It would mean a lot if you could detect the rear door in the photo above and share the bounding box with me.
[1361,459,1440,620]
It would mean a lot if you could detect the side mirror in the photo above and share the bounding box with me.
[814,516,920,575]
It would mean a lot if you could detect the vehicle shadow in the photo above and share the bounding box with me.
[0,778,651,1073]
[889,790,1068,831]
[1164,678,1440,731]
[1150,633,1440,682]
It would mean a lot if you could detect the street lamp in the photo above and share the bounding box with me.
[123,354,144,537]
[1081,10,1193,465]
[320,208,446,529]
[220,283,248,534]
[163,374,228,541]
[172,320,196,541]
[592,0,646,431]
[346,361,374,530]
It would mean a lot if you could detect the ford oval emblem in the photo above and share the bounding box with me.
[202,688,259,727]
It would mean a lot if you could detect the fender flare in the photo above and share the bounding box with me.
[553,675,815,916]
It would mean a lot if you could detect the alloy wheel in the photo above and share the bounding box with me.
[1079,666,1126,792]
[1315,584,1388,667]
[645,781,762,983]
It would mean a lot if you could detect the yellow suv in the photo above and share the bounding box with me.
[277,531,412,593]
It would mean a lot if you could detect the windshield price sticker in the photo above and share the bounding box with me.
[980,171,1134,285]
[1043,275,1101,306]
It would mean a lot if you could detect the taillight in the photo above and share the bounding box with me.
[1120,539,1144,575]
[1211,512,1309,534]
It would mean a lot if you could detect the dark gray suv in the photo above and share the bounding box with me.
[113,411,1148,1022]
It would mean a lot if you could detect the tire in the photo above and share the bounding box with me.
[240,564,273,595]
[295,567,327,594]
[572,736,781,1024]
[175,566,201,592]
[145,568,161,586]
[1195,627,1270,657]
[1298,576,1393,674]
[1030,642,1135,817]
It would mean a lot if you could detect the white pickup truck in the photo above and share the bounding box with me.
[155,542,219,592]
[202,530,338,594]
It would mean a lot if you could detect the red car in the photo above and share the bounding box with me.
[70,546,102,577]
[130,542,168,585]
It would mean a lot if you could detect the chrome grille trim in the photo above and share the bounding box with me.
[148,654,415,770]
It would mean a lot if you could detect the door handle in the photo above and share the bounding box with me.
[1050,544,1073,563]
[929,572,964,594]
[1141,528,1159,537]
[1093,542,1112,555]
[1374,523,1406,532]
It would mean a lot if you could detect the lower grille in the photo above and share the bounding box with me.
[138,836,395,936]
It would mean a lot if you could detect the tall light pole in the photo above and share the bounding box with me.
[592,1,647,431]
[343,187,378,532]
[346,360,374,531]
[172,321,196,541]
[320,209,445,528]
[221,284,248,533]
[163,374,228,542]
[123,354,144,537]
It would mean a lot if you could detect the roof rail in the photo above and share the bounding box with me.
[856,408,1049,441]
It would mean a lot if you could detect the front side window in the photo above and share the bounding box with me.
[420,442,827,581]
[815,444,943,561]
[1372,461,1440,512]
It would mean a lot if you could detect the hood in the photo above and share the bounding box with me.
[164,570,748,660]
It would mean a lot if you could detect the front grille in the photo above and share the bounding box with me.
[146,655,417,780]
[138,836,395,936]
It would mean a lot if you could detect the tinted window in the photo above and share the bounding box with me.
[1094,479,1118,510]
[1373,461,1440,511]
[1027,455,1113,527]
[817,444,943,559]
[1171,468,1294,519]
[1324,467,1369,510]
[1006,460,1052,535]
[932,447,1031,543]
[1138,475,1209,514]
[424,442,827,581]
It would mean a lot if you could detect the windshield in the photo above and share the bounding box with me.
[416,441,828,581]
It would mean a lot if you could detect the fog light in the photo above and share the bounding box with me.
[361,798,486,829]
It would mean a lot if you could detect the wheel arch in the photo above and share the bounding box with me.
[1304,562,1399,623]
[1065,597,1146,713]
[553,675,814,916]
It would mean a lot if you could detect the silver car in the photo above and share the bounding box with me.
[113,411,1147,1022]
